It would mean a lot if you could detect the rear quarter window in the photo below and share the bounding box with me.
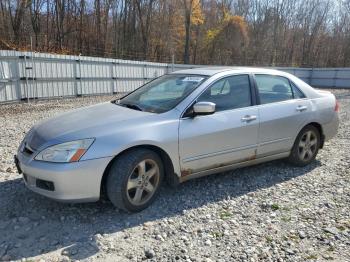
[291,82,306,99]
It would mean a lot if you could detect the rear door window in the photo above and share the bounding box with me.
[255,75,293,104]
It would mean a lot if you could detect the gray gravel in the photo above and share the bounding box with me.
[0,91,349,262]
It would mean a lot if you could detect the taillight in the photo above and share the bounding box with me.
[335,100,340,112]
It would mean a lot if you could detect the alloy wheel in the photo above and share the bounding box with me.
[126,159,160,206]
[298,130,318,161]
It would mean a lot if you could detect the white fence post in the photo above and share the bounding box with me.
[334,69,338,88]
[14,56,22,101]
[143,63,147,84]
[73,58,79,97]
[110,62,115,94]
[309,68,314,86]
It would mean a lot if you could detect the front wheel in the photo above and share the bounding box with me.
[288,125,320,167]
[106,149,163,212]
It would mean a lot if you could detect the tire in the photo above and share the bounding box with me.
[165,171,180,188]
[106,148,164,212]
[288,125,321,167]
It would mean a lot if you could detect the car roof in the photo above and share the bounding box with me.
[171,66,284,76]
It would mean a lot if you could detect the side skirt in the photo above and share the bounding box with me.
[179,151,290,183]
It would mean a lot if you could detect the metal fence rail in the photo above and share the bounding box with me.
[0,50,349,103]
[276,67,350,89]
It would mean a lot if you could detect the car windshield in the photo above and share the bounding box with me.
[116,74,207,113]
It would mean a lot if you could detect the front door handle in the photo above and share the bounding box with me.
[296,105,307,112]
[241,115,257,122]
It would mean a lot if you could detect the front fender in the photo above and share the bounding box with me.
[80,120,181,176]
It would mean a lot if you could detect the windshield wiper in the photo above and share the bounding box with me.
[118,102,144,111]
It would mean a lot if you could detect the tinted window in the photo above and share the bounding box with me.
[291,82,306,99]
[197,75,251,111]
[255,75,293,104]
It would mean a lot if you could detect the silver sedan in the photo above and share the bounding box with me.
[15,67,339,212]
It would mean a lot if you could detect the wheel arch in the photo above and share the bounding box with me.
[100,144,179,197]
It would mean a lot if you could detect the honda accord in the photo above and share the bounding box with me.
[15,67,339,212]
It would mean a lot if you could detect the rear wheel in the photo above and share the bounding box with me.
[106,149,163,212]
[288,125,320,166]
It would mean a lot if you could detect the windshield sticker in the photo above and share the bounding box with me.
[182,76,205,82]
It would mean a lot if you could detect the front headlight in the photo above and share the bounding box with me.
[35,138,95,163]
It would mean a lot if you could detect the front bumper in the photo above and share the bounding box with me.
[16,152,112,202]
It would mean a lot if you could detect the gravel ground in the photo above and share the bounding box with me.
[0,90,349,262]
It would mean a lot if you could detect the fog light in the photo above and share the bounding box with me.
[36,179,55,191]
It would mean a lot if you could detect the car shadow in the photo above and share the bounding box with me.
[0,159,321,260]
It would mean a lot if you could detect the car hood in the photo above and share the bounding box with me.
[26,102,154,150]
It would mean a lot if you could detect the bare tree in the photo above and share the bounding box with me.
[135,0,155,59]
[183,0,192,64]
[6,0,28,44]
[29,0,44,48]
[54,0,66,50]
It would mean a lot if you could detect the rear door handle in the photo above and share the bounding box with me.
[241,115,257,122]
[296,105,307,112]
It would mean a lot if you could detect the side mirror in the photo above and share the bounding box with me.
[193,101,216,116]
